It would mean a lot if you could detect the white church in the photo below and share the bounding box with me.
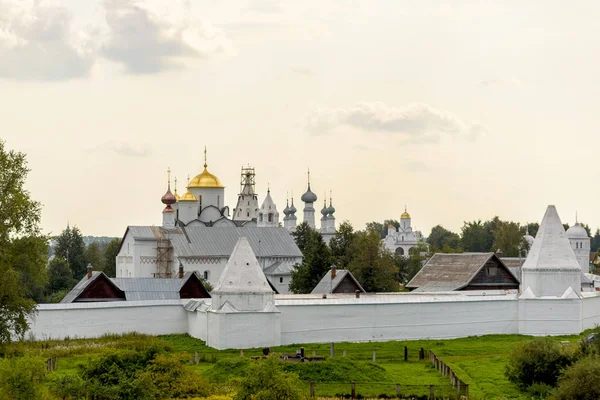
[115,152,337,293]
[382,207,425,255]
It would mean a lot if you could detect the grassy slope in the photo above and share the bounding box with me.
[10,332,585,400]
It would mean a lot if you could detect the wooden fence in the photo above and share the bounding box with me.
[428,351,469,399]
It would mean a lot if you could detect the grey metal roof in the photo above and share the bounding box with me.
[311,269,365,294]
[169,226,302,258]
[263,261,296,275]
[60,271,205,303]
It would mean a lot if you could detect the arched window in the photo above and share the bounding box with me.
[204,271,209,280]
[279,277,283,284]
[268,213,273,222]
[259,214,263,222]
[395,247,405,256]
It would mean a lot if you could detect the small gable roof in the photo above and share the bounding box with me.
[311,269,366,294]
[406,252,518,292]
[61,271,210,303]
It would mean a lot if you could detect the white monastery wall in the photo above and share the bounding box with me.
[275,294,518,345]
[206,311,281,350]
[28,301,188,341]
[187,307,209,341]
[582,293,600,330]
[518,298,582,336]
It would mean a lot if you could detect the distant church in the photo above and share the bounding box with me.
[382,207,425,255]
[115,150,338,293]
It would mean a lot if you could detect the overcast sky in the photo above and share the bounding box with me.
[2,0,599,237]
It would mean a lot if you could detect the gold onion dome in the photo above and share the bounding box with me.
[401,206,410,219]
[179,189,197,202]
[188,165,224,188]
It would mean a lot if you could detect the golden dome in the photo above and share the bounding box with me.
[188,165,224,189]
[401,206,410,219]
[179,189,197,202]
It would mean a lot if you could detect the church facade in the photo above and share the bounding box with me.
[382,208,425,255]
[115,151,337,293]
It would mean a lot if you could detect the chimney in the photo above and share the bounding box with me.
[330,265,337,280]
[87,263,93,279]
[495,249,504,259]
[178,264,184,279]
[355,290,361,299]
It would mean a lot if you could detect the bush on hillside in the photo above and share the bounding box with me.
[505,338,573,390]
[551,355,600,400]
[235,356,307,400]
[0,356,47,400]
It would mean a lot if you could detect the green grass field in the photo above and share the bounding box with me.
[8,332,586,399]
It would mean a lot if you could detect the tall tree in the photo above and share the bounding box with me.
[84,242,102,272]
[461,220,492,252]
[348,230,398,292]
[0,140,48,350]
[365,221,385,239]
[54,226,87,279]
[102,238,120,278]
[289,223,332,294]
[47,257,73,294]
[591,229,600,253]
[525,222,539,239]
[492,221,526,257]
[328,221,357,268]
[427,225,461,251]
[404,242,430,283]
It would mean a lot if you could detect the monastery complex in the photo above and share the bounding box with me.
[27,152,600,349]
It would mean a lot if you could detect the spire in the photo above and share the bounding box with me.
[204,146,208,168]
[167,167,172,189]
[576,211,578,224]
[307,167,311,187]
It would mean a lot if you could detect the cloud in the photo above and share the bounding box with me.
[478,78,523,89]
[307,102,483,143]
[0,0,96,81]
[102,0,231,74]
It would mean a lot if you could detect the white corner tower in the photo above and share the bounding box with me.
[207,237,281,350]
[301,169,317,228]
[258,187,279,227]
[520,205,582,297]
[233,166,259,222]
[566,214,591,272]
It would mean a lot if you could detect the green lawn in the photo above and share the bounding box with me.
[9,332,587,399]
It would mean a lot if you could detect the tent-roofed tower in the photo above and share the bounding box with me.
[233,165,259,222]
[258,187,279,228]
[521,205,581,297]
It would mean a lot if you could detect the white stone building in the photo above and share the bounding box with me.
[382,207,425,255]
[566,219,591,272]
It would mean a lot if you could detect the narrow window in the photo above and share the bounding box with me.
[203,271,209,280]
[217,195,220,207]
[280,277,283,283]
[259,214,263,222]
[268,214,273,222]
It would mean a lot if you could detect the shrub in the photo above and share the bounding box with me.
[505,338,573,389]
[47,374,85,399]
[0,356,47,400]
[235,356,307,400]
[551,355,600,400]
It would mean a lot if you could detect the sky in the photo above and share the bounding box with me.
[2,0,600,238]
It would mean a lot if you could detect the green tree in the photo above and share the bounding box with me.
[525,222,539,239]
[404,242,430,283]
[0,140,48,350]
[348,230,399,292]
[54,226,87,279]
[461,220,492,252]
[365,221,385,239]
[102,238,120,277]
[552,355,600,400]
[85,242,102,271]
[328,221,357,268]
[235,356,306,400]
[289,223,332,294]
[505,338,573,390]
[427,225,461,251]
[47,257,74,294]
[492,221,526,257]
[0,356,48,400]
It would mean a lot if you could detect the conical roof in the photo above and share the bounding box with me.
[213,237,273,293]
[522,205,580,271]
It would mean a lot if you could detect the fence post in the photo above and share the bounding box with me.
[395,384,401,397]
[420,347,424,360]
[404,346,408,361]
[343,349,347,357]
[239,350,243,358]
[457,379,461,393]
[465,383,469,399]
[310,381,315,397]
[429,385,434,400]
[372,350,376,363]
[351,381,356,399]
[330,343,334,358]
